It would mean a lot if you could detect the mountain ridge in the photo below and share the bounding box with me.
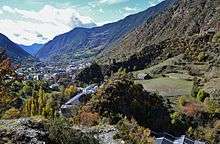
[97,0,220,63]
[36,0,177,62]
[0,33,33,62]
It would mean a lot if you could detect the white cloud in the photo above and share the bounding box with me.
[98,8,104,13]
[0,5,96,45]
[96,20,112,26]
[2,6,15,13]
[97,0,129,5]
[123,6,137,11]
[148,0,163,7]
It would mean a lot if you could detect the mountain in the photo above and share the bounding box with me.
[20,43,43,56]
[97,0,220,63]
[36,0,177,63]
[0,33,33,62]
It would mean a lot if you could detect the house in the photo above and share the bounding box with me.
[33,74,43,81]
[49,83,59,90]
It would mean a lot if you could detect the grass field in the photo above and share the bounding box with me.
[135,77,194,97]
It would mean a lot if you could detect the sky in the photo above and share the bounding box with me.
[0,0,163,45]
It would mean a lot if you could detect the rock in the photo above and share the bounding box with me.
[73,125,123,144]
[137,73,153,80]
[0,118,48,144]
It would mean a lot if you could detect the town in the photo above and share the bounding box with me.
[16,60,91,87]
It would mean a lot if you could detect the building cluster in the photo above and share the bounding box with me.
[16,61,91,86]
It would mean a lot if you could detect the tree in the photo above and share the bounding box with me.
[64,85,77,97]
[0,56,17,115]
[22,84,32,96]
[82,72,170,130]
[75,63,104,84]
[38,88,47,115]
[191,78,199,98]
[23,88,57,118]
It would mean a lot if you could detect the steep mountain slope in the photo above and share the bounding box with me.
[20,43,43,56]
[97,0,220,63]
[36,0,177,62]
[0,33,32,62]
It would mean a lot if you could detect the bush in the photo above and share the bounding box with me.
[197,52,207,62]
[64,85,77,97]
[212,32,220,43]
[79,112,100,126]
[196,89,208,102]
[48,117,99,144]
[191,80,199,98]
[116,118,154,144]
[170,112,183,125]
[188,126,217,144]
[182,102,201,117]
[204,98,220,114]
[178,96,187,106]
[2,108,21,119]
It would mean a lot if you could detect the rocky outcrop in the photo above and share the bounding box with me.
[0,118,124,144]
[73,125,123,144]
[0,118,48,144]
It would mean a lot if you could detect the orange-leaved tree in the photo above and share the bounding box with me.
[0,49,17,114]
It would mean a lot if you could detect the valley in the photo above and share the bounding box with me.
[0,0,219,143]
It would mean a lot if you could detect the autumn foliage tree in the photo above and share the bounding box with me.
[64,85,77,97]
[0,49,18,115]
[23,88,57,118]
[79,71,170,130]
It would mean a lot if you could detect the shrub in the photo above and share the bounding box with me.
[182,102,201,117]
[191,80,199,98]
[79,112,100,126]
[196,89,208,102]
[188,126,217,144]
[178,96,187,106]
[204,98,220,114]
[212,32,220,43]
[170,112,183,125]
[197,52,207,62]
[64,85,77,97]
[116,118,154,144]
[48,117,99,144]
[2,107,20,119]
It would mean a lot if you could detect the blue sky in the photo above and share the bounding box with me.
[0,0,163,45]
